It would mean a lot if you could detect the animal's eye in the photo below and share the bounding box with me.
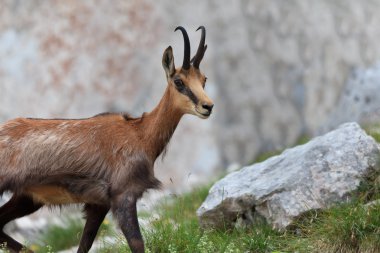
[174,79,185,90]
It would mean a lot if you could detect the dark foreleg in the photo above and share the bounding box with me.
[77,204,109,253]
[111,193,144,253]
[0,194,43,253]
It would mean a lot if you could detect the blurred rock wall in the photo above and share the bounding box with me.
[1,0,380,190]
[320,62,380,133]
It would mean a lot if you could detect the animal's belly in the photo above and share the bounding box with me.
[25,185,85,205]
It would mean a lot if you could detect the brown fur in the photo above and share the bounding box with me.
[0,26,213,253]
[0,109,171,201]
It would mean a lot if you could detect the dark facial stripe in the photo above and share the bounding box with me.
[176,85,199,105]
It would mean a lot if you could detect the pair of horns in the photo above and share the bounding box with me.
[175,26,207,70]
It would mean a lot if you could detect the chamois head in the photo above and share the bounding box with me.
[162,26,214,119]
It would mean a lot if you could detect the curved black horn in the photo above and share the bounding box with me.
[191,26,206,69]
[174,26,191,70]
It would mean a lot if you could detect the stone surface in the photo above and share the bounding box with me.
[197,123,380,230]
[320,62,380,133]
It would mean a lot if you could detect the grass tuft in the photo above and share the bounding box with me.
[33,216,113,253]
[35,217,84,253]
[365,124,380,143]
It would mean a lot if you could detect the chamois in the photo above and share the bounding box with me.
[0,26,213,253]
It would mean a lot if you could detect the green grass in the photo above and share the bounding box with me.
[304,202,380,253]
[34,217,83,253]
[364,124,380,143]
[94,181,379,253]
[32,216,113,253]
[33,182,379,253]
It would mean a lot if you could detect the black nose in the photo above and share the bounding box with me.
[202,103,214,112]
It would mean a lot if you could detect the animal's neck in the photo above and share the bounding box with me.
[143,87,183,159]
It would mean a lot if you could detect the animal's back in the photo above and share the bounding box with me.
[0,114,138,202]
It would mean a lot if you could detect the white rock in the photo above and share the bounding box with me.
[197,123,380,230]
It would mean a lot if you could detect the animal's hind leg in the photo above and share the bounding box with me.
[0,194,43,253]
[77,204,109,253]
[111,193,144,253]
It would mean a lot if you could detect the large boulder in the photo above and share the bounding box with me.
[197,122,380,230]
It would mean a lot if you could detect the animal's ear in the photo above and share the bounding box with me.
[162,46,175,79]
